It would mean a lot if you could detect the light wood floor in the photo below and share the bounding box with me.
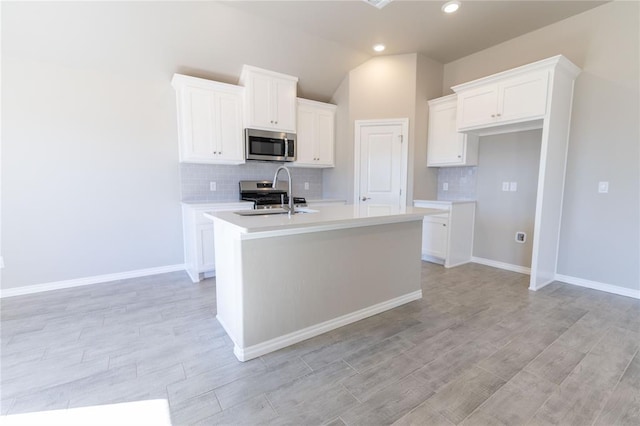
[1,262,639,425]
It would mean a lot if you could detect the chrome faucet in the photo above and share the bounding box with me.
[272,165,294,215]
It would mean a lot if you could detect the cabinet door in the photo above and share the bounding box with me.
[295,106,316,165]
[428,102,465,166]
[315,109,335,166]
[273,78,297,132]
[457,86,498,130]
[216,91,244,163]
[422,216,449,259]
[245,72,273,129]
[498,71,549,122]
[197,223,216,272]
[180,87,216,161]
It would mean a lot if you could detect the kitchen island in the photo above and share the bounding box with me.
[205,204,444,361]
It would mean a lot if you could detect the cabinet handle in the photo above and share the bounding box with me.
[270,120,274,124]
[491,114,496,118]
[496,113,501,117]
[457,155,462,158]
[275,121,278,124]
[443,224,447,227]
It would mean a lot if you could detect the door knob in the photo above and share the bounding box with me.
[361,196,371,201]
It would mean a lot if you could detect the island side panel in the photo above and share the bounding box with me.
[239,220,422,350]
[213,219,245,348]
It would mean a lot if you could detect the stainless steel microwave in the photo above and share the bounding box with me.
[245,129,296,162]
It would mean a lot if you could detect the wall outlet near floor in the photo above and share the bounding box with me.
[515,232,526,243]
[502,182,510,191]
[598,181,609,193]
[443,182,449,191]
[304,182,309,190]
[509,182,518,192]
[209,181,217,191]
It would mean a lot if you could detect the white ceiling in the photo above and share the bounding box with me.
[225,0,607,63]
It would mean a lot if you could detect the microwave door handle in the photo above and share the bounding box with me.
[284,137,288,161]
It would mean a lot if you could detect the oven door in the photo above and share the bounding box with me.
[245,129,296,162]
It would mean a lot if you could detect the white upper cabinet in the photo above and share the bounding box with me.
[293,98,336,168]
[455,70,549,132]
[239,66,298,133]
[172,74,244,164]
[427,95,478,167]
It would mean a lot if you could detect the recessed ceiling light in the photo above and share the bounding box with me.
[442,0,461,14]
[373,44,386,52]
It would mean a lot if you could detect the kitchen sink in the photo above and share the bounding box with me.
[234,207,318,216]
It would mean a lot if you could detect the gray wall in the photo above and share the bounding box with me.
[323,53,442,204]
[473,130,542,267]
[443,1,639,290]
[1,1,368,290]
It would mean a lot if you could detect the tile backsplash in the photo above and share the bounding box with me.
[180,163,323,202]
[437,166,477,200]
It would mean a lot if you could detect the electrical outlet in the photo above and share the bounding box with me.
[510,182,518,192]
[210,182,217,191]
[304,182,309,190]
[598,181,609,193]
[443,182,449,191]
[515,232,526,243]
[502,182,510,191]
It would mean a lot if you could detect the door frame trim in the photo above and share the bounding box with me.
[353,118,409,207]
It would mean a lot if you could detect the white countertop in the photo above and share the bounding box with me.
[205,204,445,238]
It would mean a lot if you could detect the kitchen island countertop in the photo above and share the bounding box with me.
[205,204,445,238]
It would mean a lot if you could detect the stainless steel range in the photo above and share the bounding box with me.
[239,180,307,210]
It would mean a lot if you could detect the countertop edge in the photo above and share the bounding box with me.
[205,207,445,240]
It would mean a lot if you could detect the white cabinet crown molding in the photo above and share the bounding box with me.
[451,55,580,93]
[239,65,299,85]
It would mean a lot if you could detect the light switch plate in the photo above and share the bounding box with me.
[510,182,518,192]
[443,182,449,191]
[598,181,609,193]
[502,182,510,191]
[304,182,309,190]
[210,182,217,191]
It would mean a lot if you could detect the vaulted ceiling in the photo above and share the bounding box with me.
[226,1,607,63]
[2,1,607,101]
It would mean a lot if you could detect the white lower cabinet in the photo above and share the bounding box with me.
[414,200,476,268]
[422,214,449,260]
[182,202,253,282]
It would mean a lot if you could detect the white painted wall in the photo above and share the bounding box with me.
[1,2,369,290]
[443,1,639,290]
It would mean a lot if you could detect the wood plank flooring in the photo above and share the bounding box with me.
[1,262,639,425]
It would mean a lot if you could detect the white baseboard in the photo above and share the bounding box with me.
[422,254,445,265]
[230,289,423,362]
[471,257,531,275]
[555,274,640,299]
[0,264,186,298]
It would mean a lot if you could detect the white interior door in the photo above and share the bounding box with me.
[355,119,408,211]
